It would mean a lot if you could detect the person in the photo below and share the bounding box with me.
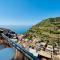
[0,48,15,60]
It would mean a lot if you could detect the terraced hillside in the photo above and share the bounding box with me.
[27,17,60,45]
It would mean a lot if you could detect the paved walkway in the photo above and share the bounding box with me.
[52,55,60,60]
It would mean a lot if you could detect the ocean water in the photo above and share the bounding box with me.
[0,25,32,34]
[0,25,32,60]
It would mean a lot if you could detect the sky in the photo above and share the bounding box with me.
[0,0,60,25]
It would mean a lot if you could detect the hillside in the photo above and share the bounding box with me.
[27,17,60,45]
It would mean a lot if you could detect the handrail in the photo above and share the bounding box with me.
[2,33,39,60]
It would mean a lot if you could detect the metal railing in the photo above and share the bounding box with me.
[2,33,39,60]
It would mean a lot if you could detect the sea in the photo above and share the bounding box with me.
[0,25,32,34]
[0,25,32,60]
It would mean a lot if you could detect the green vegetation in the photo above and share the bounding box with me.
[26,17,60,46]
